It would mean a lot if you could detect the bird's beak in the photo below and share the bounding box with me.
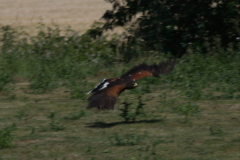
[133,83,138,87]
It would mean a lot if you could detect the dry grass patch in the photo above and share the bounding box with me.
[0,0,112,35]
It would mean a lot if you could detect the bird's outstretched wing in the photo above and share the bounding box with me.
[87,77,122,95]
[87,60,176,110]
[121,60,176,81]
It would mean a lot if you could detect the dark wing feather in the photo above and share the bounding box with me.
[87,90,117,109]
[87,78,126,110]
[121,60,176,81]
[121,64,152,81]
[153,60,176,75]
[87,77,122,95]
[87,79,108,94]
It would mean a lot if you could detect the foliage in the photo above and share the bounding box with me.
[1,23,239,101]
[109,132,147,146]
[29,65,57,94]
[49,121,65,131]
[84,146,96,154]
[209,125,224,136]
[119,100,133,122]
[46,112,56,120]
[63,110,87,120]
[0,25,16,51]
[119,96,146,122]
[27,24,117,63]
[30,127,35,134]
[0,128,13,149]
[130,81,151,95]
[0,124,17,149]
[0,66,12,91]
[15,111,28,120]
[97,0,240,57]
[137,140,162,160]
[68,80,92,100]
[172,102,200,122]
[162,46,240,100]
[0,24,120,94]
[46,112,65,131]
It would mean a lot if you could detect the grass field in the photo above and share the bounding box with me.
[0,77,240,160]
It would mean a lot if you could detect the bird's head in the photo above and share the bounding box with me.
[125,78,138,89]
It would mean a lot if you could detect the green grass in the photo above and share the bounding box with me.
[0,82,240,159]
[0,24,240,159]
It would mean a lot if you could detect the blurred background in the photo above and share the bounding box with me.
[0,0,111,35]
[0,1,240,159]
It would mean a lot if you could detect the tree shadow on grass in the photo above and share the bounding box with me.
[85,119,164,128]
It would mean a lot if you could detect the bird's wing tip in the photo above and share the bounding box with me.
[87,91,92,95]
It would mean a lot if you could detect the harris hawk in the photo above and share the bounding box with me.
[87,60,176,109]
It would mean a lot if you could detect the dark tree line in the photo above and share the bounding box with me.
[90,0,240,57]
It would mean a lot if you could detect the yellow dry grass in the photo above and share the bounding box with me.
[0,0,112,35]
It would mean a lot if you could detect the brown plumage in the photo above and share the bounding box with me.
[87,60,176,109]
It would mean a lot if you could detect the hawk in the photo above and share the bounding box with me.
[87,60,176,109]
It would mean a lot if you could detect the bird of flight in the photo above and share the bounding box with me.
[87,60,176,110]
